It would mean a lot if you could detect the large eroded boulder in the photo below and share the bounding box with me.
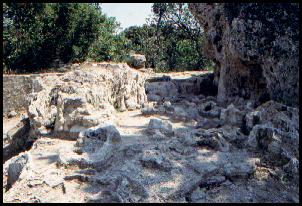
[189,3,299,107]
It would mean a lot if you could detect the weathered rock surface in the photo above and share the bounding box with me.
[140,149,173,171]
[4,153,31,191]
[27,63,147,135]
[198,100,221,118]
[126,54,146,69]
[147,118,174,137]
[58,124,122,171]
[3,75,43,115]
[220,103,245,126]
[195,118,221,129]
[245,100,299,167]
[7,111,18,118]
[3,64,299,203]
[145,73,217,102]
[192,128,230,152]
[3,116,32,163]
[189,3,299,106]
[4,99,299,203]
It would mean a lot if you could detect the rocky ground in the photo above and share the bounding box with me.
[2,63,299,203]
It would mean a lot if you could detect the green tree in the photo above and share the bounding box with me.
[3,3,123,72]
[3,3,211,73]
[123,3,211,72]
[87,16,124,61]
[152,3,208,70]
[123,24,169,69]
[3,3,47,71]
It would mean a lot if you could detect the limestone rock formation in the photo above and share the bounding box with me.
[147,118,174,137]
[140,149,173,171]
[3,153,32,191]
[195,118,221,129]
[3,61,299,202]
[7,111,17,118]
[4,95,300,203]
[243,100,299,171]
[220,103,245,127]
[145,73,217,102]
[27,63,147,136]
[189,3,299,106]
[3,116,32,162]
[58,123,124,171]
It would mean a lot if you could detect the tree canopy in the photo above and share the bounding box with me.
[3,3,123,72]
[123,3,212,72]
[3,3,212,73]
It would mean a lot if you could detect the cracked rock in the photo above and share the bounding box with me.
[6,153,31,191]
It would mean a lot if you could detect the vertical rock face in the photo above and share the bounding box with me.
[3,117,31,163]
[3,75,40,116]
[145,73,217,102]
[5,153,31,191]
[189,3,299,106]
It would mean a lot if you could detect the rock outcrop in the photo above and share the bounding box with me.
[3,75,42,116]
[27,63,148,136]
[3,153,32,191]
[3,39,299,202]
[246,101,299,166]
[4,75,299,203]
[3,116,32,163]
[145,73,217,102]
[189,3,299,107]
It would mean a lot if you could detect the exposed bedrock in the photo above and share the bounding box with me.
[3,117,33,163]
[145,73,217,102]
[4,86,299,202]
[27,63,148,136]
[3,153,32,191]
[189,3,299,107]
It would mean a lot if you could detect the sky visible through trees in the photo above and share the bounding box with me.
[3,3,212,73]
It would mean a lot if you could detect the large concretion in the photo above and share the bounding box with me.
[189,3,299,107]
[27,63,148,136]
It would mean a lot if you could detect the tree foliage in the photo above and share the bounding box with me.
[3,3,211,73]
[3,3,122,72]
[123,3,212,72]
